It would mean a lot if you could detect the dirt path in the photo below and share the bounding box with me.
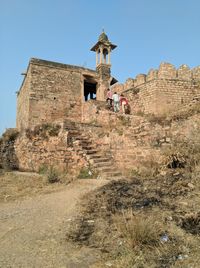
[0,179,108,268]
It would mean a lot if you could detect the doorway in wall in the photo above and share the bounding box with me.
[84,80,97,101]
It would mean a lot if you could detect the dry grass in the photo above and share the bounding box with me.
[114,210,164,249]
[143,102,200,127]
[67,158,200,268]
[104,210,200,268]
[163,127,200,173]
[0,170,69,202]
[25,123,61,140]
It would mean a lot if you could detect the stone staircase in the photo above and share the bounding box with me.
[64,122,122,179]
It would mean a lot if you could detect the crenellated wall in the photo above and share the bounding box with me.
[120,63,200,115]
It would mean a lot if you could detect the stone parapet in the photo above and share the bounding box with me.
[134,74,146,87]
[146,69,158,81]
[158,62,177,79]
[129,63,200,85]
[120,62,200,115]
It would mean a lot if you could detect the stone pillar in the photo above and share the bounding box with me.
[104,52,106,64]
[100,47,103,64]
[96,50,98,66]
[108,48,111,64]
[96,64,111,101]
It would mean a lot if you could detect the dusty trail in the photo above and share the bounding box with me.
[0,179,107,268]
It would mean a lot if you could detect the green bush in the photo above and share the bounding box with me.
[38,164,49,175]
[78,167,98,179]
[78,167,93,179]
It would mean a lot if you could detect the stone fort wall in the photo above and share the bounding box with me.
[16,58,98,130]
[112,63,200,115]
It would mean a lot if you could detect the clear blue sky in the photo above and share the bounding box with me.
[1,0,200,135]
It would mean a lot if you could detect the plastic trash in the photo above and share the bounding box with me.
[105,262,112,267]
[177,254,188,260]
[160,233,169,242]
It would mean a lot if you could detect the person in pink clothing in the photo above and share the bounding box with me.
[120,94,129,114]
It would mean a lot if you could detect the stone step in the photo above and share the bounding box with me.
[68,130,81,135]
[96,166,117,172]
[80,140,94,145]
[64,125,77,130]
[101,171,122,178]
[105,176,124,180]
[82,145,97,150]
[99,171,123,180]
[85,149,98,155]
[74,137,90,142]
[93,161,113,168]
[92,157,112,162]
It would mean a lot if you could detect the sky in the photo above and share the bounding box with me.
[1,0,200,135]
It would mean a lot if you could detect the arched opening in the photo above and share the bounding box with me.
[103,48,108,64]
[83,75,97,101]
[97,48,101,64]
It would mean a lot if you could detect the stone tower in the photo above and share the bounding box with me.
[90,31,117,100]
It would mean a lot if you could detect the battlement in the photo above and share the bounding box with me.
[120,62,200,116]
[123,63,200,90]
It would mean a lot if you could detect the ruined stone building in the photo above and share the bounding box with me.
[16,31,118,130]
[16,31,200,131]
[1,32,200,177]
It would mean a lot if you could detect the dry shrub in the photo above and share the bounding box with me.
[145,102,200,126]
[0,128,19,170]
[110,210,199,268]
[192,163,200,182]
[146,113,170,126]
[25,123,61,140]
[169,102,200,122]
[165,152,186,169]
[47,166,60,183]
[1,128,19,142]
[114,210,163,249]
[130,159,160,178]
[163,128,200,172]
[180,212,200,235]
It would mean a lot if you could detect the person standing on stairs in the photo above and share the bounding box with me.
[120,94,129,114]
[106,88,113,109]
[112,92,120,112]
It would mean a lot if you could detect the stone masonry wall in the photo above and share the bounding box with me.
[16,68,31,130]
[14,125,88,176]
[16,58,99,131]
[113,63,200,115]
[81,100,200,174]
[3,104,200,177]
[28,59,83,128]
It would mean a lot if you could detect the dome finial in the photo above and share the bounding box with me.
[98,30,108,42]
